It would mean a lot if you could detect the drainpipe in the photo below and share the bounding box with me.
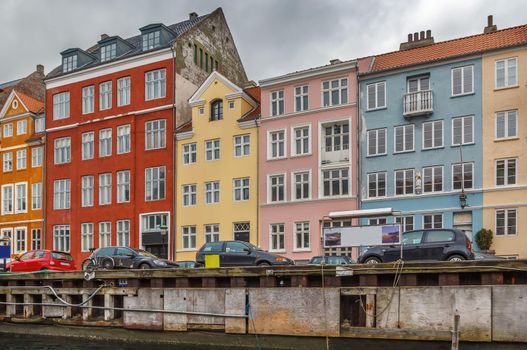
[254,118,259,246]
[171,45,177,261]
[356,68,362,258]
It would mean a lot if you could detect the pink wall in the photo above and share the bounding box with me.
[259,65,359,262]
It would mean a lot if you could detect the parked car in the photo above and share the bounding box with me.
[176,260,199,268]
[8,250,76,272]
[82,246,178,270]
[308,256,355,265]
[196,241,294,267]
[358,229,474,264]
[474,252,506,261]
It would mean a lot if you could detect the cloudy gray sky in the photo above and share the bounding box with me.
[1,0,526,83]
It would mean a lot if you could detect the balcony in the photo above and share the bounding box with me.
[403,90,433,116]
[321,146,350,165]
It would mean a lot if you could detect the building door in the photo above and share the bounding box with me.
[453,211,473,240]
[141,213,169,259]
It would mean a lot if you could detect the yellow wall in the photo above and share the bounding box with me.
[482,47,527,258]
[0,94,44,255]
[175,75,258,261]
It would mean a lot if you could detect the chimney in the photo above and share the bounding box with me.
[189,12,198,20]
[329,59,342,65]
[36,64,44,75]
[100,33,109,41]
[400,30,435,50]
[484,15,497,34]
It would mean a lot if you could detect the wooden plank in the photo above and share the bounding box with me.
[438,273,460,286]
[481,272,504,285]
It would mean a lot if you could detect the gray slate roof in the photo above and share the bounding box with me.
[46,13,209,80]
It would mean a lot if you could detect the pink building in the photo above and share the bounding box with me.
[258,59,363,262]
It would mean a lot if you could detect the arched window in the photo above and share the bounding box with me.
[210,100,223,121]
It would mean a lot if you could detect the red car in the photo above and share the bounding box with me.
[8,250,76,272]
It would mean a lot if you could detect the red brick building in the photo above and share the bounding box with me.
[44,8,247,263]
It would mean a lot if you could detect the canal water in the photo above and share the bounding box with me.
[2,333,527,350]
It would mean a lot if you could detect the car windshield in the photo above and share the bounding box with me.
[133,249,158,258]
[245,242,262,251]
[51,252,73,261]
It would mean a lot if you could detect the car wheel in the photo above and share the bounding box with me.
[101,258,114,270]
[446,254,466,262]
[364,257,381,264]
[257,261,271,266]
[138,263,151,270]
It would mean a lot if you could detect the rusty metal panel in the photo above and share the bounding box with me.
[163,289,188,331]
[247,288,340,337]
[225,288,246,334]
[187,289,225,325]
[123,289,163,330]
[492,285,527,342]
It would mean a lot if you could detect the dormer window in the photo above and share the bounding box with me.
[62,55,77,73]
[101,43,117,62]
[142,31,160,51]
[211,100,223,121]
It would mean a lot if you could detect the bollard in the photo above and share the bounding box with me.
[451,313,460,350]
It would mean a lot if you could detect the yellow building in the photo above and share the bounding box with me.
[175,71,260,261]
[482,46,527,258]
[0,90,45,256]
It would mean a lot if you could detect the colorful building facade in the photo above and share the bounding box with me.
[481,32,527,258]
[0,90,45,256]
[44,9,247,263]
[175,71,260,261]
[258,59,363,262]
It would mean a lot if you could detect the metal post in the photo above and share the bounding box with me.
[451,313,460,350]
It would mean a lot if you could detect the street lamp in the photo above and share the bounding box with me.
[459,190,467,209]
[458,143,468,209]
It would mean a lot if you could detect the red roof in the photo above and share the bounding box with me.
[239,86,261,122]
[16,90,44,114]
[371,24,527,73]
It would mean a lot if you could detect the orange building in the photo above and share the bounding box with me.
[0,90,46,256]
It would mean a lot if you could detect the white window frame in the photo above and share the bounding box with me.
[16,120,27,135]
[31,228,42,250]
[14,182,27,213]
[117,76,131,106]
[422,120,444,150]
[82,86,94,114]
[205,181,220,204]
[321,167,350,197]
[366,128,387,157]
[145,119,166,150]
[81,132,94,160]
[16,149,26,170]
[99,221,112,248]
[100,43,117,62]
[13,227,26,254]
[145,166,166,201]
[393,124,415,153]
[99,81,112,111]
[81,223,94,252]
[451,65,474,96]
[205,139,220,161]
[99,128,112,157]
[117,220,130,247]
[1,184,13,215]
[267,129,286,160]
[204,224,220,243]
[422,165,443,193]
[54,137,71,164]
[366,81,386,110]
[35,118,45,133]
[495,57,518,89]
[270,90,284,116]
[31,182,42,210]
[495,158,517,187]
[117,124,131,154]
[3,152,12,172]
[234,134,251,157]
[291,170,311,201]
[451,115,474,146]
[31,147,43,167]
[98,173,112,205]
[367,171,387,198]
[233,177,250,202]
[423,213,443,229]
[117,170,131,203]
[182,184,197,206]
[395,215,415,232]
[53,179,70,210]
[294,85,309,112]
[495,110,518,140]
[291,124,311,156]
[495,209,517,236]
[183,143,197,164]
[452,162,474,190]
[394,169,414,196]
[3,123,13,138]
[182,226,197,250]
[293,221,310,252]
[268,173,286,203]
[81,175,94,207]
[321,77,348,107]
[53,92,70,120]
[145,69,166,101]
[53,225,70,252]
[269,223,285,252]
[62,55,77,72]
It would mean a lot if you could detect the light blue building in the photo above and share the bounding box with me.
[358,33,483,241]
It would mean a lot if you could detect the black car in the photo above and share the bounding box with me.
[308,256,355,265]
[82,246,178,270]
[176,260,199,268]
[196,241,294,267]
[358,229,475,264]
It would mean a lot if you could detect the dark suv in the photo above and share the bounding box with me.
[82,246,178,270]
[196,241,294,267]
[358,229,474,264]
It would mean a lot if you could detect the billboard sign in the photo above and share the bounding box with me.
[323,225,401,248]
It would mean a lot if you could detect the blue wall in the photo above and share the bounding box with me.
[359,58,483,239]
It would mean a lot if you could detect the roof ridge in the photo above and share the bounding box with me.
[374,23,527,59]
